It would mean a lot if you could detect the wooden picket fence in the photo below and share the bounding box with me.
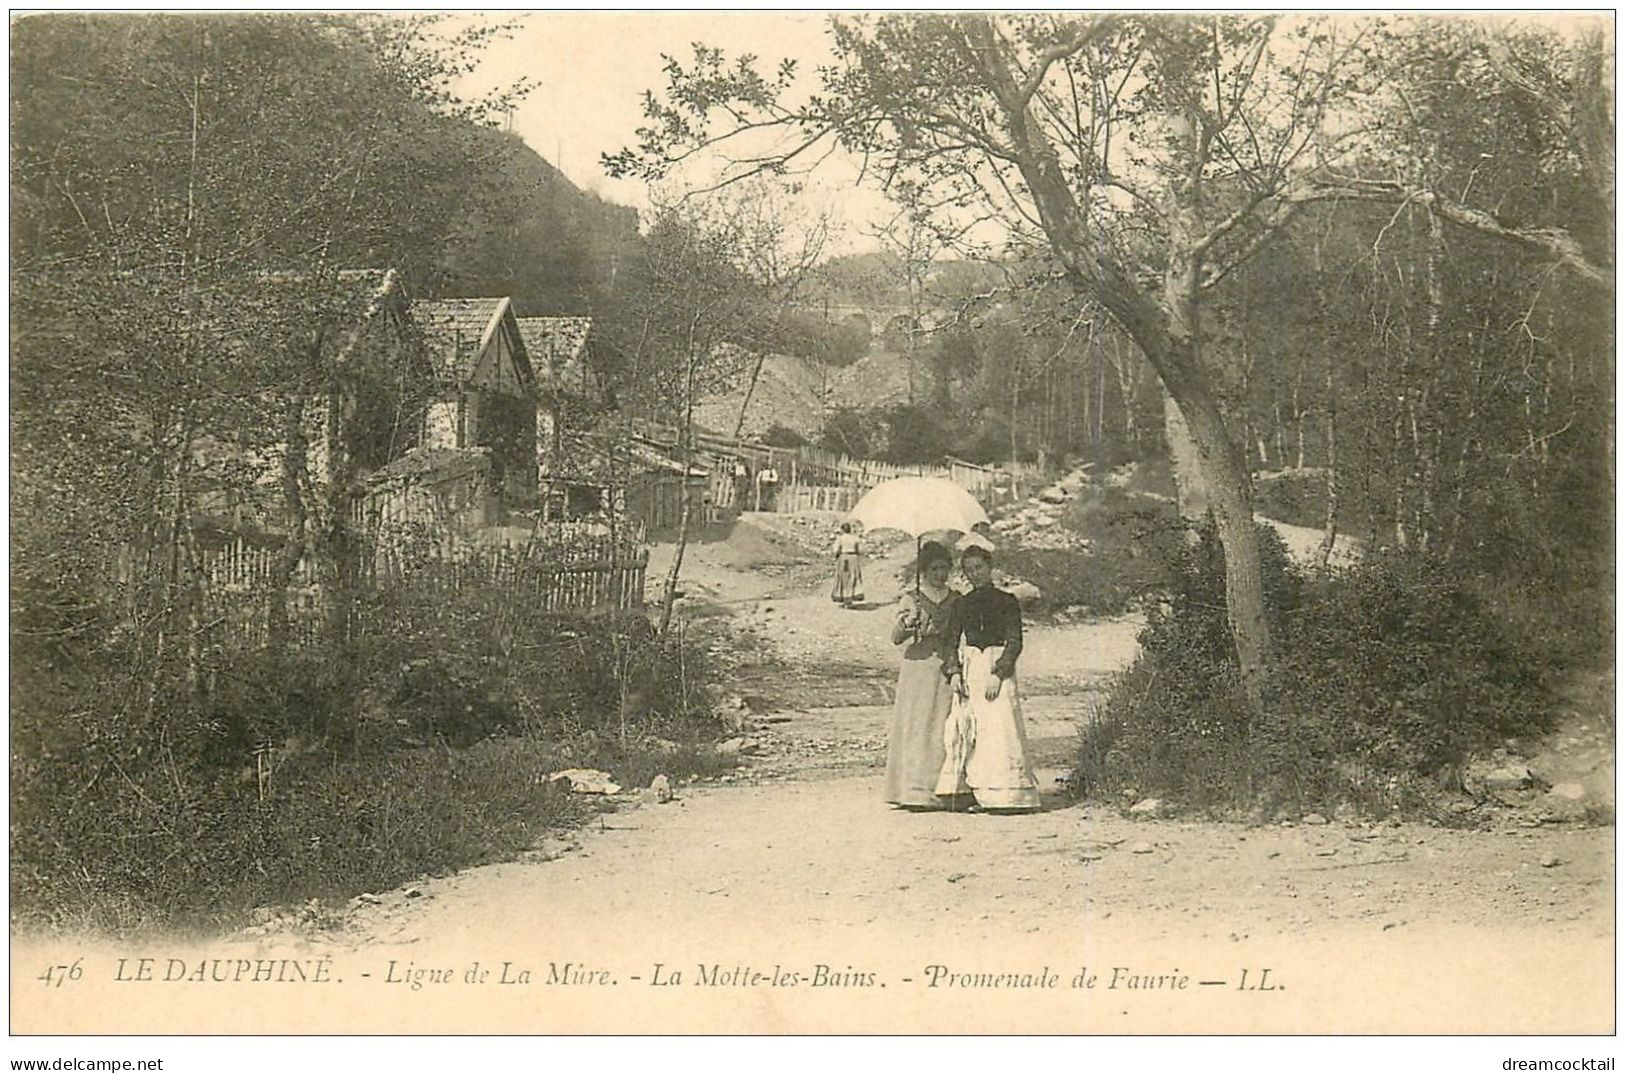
[194,526,647,651]
[194,541,326,650]
[395,544,649,614]
[632,419,1042,517]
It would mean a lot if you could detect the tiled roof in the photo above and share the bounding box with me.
[414,297,509,385]
[516,316,592,393]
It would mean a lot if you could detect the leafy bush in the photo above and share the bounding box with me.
[954,410,1025,465]
[881,403,956,464]
[1073,526,1554,816]
[761,424,808,448]
[12,566,730,934]
[818,407,879,457]
[1251,468,1330,528]
[1121,454,1177,499]
[999,486,1187,616]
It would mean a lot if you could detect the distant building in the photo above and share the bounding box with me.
[413,296,539,510]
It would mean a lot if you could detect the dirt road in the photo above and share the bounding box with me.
[12,513,1613,1035]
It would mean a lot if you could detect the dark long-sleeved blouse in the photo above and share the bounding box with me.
[941,583,1024,680]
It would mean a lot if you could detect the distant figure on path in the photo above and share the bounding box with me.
[937,545,1040,811]
[830,522,865,607]
[756,465,780,510]
[884,541,960,810]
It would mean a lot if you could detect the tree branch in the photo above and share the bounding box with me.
[1200,201,1310,291]
[1299,178,1611,294]
[1190,186,1275,261]
[1015,16,1120,107]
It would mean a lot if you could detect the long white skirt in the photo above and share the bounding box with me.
[936,644,1041,810]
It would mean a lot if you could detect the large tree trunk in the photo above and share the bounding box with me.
[1160,241,1271,716]
[964,18,1273,713]
[1184,390,1272,713]
[1163,392,1210,521]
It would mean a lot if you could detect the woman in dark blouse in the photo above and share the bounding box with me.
[936,545,1041,811]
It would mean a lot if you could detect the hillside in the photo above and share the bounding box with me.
[828,347,919,411]
[437,128,641,315]
[693,352,831,440]
[693,343,946,442]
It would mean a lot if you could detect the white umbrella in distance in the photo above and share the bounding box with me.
[849,476,991,590]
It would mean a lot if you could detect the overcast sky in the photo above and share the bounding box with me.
[457,9,1611,258]
[462,12,893,253]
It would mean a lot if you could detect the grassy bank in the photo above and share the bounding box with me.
[12,583,735,937]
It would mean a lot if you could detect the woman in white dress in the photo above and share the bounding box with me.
[937,545,1041,811]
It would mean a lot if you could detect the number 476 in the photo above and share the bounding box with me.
[38,959,83,987]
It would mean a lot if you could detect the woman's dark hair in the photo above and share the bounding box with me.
[840,522,852,533]
[919,541,952,570]
[960,544,993,565]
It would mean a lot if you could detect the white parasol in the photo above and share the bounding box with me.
[848,476,991,590]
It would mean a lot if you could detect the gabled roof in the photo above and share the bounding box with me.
[414,296,518,387]
[516,316,593,395]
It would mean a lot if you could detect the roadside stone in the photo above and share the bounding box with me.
[536,836,577,860]
[1483,764,1537,791]
[998,576,1042,604]
[1130,841,1155,855]
[1037,487,1068,505]
[1303,812,1329,826]
[1539,854,1564,868]
[548,768,622,795]
[717,737,747,757]
[1129,797,1170,819]
[649,774,673,803]
[1549,782,1587,802]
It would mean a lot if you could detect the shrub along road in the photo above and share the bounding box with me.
[12,513,1612,1033]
